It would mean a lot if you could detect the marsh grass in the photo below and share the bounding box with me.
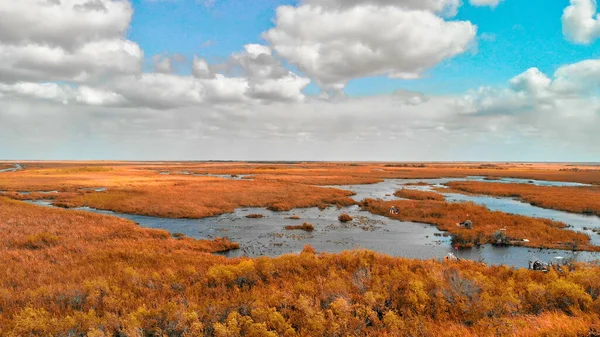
[285,223,315,232]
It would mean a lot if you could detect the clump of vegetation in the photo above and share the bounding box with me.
[246,214,264,219]
[16,232,60,250]
[359,198,596,251]
[56,166,114,173]
[492,230,510,246]
[446,181,600,216]
[285,222,315,232]
[394,189,444,201]
[5,188,600,336]
[338,214,353,223]
[287,214,301,220]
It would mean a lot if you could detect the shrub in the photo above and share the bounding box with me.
[172,232,185,239]
[492,231,509,245]
[17,232,59,250]
[247,214,265,219]
[285,223,314,232]
[338,214,353,223]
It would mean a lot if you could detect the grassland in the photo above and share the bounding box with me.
[3,162,600,335]
[445,182,600,216]
[360,198,596,251]
[0,166,355,218]
[394,189,445,201]
[1,162,600,251]
[3,196,600,336]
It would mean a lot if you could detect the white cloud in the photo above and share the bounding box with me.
[75,86,126,106]
[562,0,600,44]
[552,59,600,94]
[302,0,462,17]
[469,0,503,8]
[192,56,212,78]
[0,0,599,162]
[509,68,552,96]
[0,82,71,104]
[153,54,173,74]
[3,83,599,161]
[0,0,142,83]
[265,3,476,90]
[0,0,132,49]
[0,38,143,83]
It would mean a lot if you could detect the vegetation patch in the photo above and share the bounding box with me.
[446,181,600,216]
[395,189,445,201]
[15,232,60,250]
[360,198,597,251]
[338,214,353,223]
[285,223,315,232]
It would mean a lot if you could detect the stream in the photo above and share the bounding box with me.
[22,175,600,268]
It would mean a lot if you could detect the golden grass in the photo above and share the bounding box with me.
[394,189,445,201]
[360,199,597,251]
[51,180,355,219]
[338,214,353,223]
[446,182,600,216]
[285,223,315,232]
[3,197,600,336]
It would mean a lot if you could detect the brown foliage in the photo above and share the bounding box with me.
[360,199,597,251]
[3,198,600,336]
[285,222,315,232]
[49,181,354,219]
[338,214,353,223]
[395,189,445,201]
[246,214,265,219]
[446,181,600,216]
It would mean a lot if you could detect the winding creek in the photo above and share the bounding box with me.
[0,163,22,173]
[22,175,600,268]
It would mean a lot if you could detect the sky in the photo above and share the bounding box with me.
[1,0,600,161]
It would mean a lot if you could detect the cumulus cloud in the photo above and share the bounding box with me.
[469,0,503,8]
[459,58,600,118]
[0,0,143,83]
[193,56,213,78]
[0,39,143,83]
[1,0,598,161]
[0,0,132,49]
[509,68,552,96]
[552,59,600,94]
[264,2,476,90]
[3,81,599,161]
[562,0,600,44]
[302,0,462,16]
[0,0,308,108]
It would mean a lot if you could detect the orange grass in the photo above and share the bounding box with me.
[131,161,600,185]
[52,180,355,219]
[446,182,600,216]
[2,198,600,336]
[338,214,353,222]
[394,189,445,201]
[0,165,357,218]
[360,199,597,251]
[285,222,315,232]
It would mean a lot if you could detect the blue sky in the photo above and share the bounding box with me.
[127,0,600,95]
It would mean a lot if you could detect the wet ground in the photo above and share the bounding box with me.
[22,176,600,268]
[28,200,451,260]
[0,163,22,173]
[336,177,600,245]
